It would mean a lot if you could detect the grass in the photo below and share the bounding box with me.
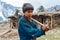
[37,27,60,40]
[0,27,60,40]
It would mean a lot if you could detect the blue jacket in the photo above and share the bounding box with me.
[18,16,45,40]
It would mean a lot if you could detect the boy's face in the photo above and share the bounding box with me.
[24,10,33,18]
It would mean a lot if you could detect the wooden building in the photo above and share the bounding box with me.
[8,10,60,29]
[8,10,19,29]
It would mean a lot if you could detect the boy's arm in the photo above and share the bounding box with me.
[18,21,45,38]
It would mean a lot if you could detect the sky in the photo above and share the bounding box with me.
[0,0,60,21]
[1,0,60,9]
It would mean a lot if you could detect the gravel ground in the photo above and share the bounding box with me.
[0,21,60,40]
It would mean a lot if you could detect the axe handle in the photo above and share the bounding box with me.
[31,18,44,27]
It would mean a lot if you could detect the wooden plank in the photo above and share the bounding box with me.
[0,29,11,37]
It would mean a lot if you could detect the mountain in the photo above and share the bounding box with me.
[46,5,60,12]
[0,16,3,21]
[0,1,21,22]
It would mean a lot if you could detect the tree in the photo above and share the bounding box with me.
[37,5,45,12]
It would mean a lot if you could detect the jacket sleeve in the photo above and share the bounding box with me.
[18,21,45,38]
[32,21,45,37]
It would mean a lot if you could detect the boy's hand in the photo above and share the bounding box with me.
[42,24,49,32]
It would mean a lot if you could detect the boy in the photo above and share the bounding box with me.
[18,3,49,40]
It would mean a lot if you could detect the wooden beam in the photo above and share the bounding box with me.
[0,29,11,37]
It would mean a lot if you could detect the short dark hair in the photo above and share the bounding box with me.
[22,3,34,13]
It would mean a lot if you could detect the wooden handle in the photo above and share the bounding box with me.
[31,18,44,27]
[31,18,49,31]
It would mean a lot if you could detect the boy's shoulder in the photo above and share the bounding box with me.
[19,16,26,22]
